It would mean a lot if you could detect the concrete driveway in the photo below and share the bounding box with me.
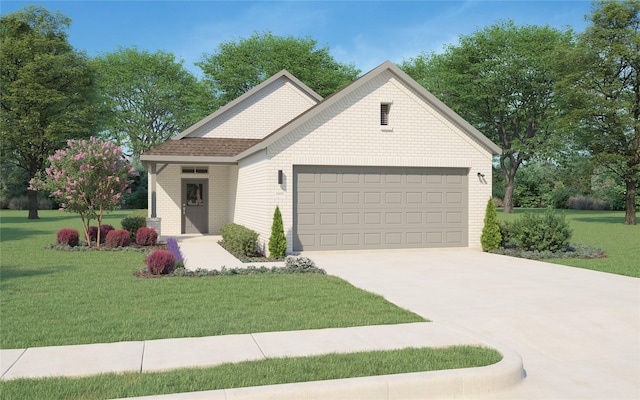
[305,248,640,399]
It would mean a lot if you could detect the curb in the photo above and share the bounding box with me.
[119,345,524,400]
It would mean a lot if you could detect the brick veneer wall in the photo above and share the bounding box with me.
[189,78,317,140]
[263,71,494,251]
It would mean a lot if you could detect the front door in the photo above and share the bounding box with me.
[182,179,208,234]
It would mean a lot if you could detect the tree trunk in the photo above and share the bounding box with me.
[502,166,517,214]
[28,190,39,219]
[624,177,637,225]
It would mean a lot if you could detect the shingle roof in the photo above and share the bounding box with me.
[142,137,261,158]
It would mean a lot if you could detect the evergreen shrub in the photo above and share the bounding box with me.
[268,206,287,258]
[56,228,79,247]
[480,198,502,251]
[220,223,258,256]
[121,215,147,239]
[146,250,175,274]
[510,208,572,252]
[136,227,158,246]
[104,229,131,248]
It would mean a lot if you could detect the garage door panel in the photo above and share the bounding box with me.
[364,233,382,245]
[364,212,381,224]
[364,192,381,204]
[342,213,360,224]
[294,166,468,251]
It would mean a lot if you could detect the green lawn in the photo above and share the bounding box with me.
[0,210,424,349]
[0,346,502,400]
[497,209,639,278]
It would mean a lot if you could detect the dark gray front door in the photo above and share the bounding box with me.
[182,179,208,234]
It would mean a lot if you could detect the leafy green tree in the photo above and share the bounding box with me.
[556,0,640,225]
[94,47,212,158]
[268,205,287,258]
[402,21,573,213]
[0,5,98,219]
[197,31,360,105]
[481,198,502,251]
[30,137,136,246]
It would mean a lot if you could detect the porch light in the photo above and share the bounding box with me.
[278,170,283,185]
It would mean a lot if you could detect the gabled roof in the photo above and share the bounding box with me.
[234,60,501,160]
[172,70,323,140]
[141,61,501,164]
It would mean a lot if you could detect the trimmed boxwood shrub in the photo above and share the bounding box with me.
[510,208,572,252]
[146,250,175,274]
[105,229,131,248]
[220,223,259,257]
[122,215,146,240]
[56,228,79,247]
[136,227,158,246]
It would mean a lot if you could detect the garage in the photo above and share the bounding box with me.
[293,166,469,251]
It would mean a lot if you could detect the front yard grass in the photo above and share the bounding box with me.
[0,210,425,349]
[0,346,502,400]
[497,209,639,278]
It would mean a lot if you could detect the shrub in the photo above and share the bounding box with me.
[510,208,572,252]
[122,215,146,240]
[567,195,609,210]
[136,227,158,246]
[498,220,513,247]
[480,198,502,251]
[56,228,79,247]
[7,196,52,210]
[283,256,324,274]
[268,206,287,258]
[104,229,131,248]
[166,237,185,268]
[220,223,259,256]
[88,226,99,242]
[146,250,176,274]
[550,187,581,209]
[99,224,114,243]
[492,197,504,208]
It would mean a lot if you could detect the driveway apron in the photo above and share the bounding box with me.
[306,249,640,400]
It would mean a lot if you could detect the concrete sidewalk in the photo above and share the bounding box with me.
[167,235,285,271]
[0,323,524,399]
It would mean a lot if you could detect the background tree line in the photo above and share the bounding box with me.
[1,1,638,224]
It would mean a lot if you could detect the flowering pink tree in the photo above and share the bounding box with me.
[30,137,137,247]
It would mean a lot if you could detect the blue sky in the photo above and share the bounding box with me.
[1,1,593,76]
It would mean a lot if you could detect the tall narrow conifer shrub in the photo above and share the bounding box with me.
[268,205,286,258]
[481,197,502,251]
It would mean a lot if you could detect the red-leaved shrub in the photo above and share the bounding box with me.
[56,228,79,247]
[99,224,114,243]
[146,250,176,274]
[88,226,98,242]
[105,229,131,248]
[136,227,158,246]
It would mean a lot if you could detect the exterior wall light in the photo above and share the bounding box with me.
[278,170,283,185]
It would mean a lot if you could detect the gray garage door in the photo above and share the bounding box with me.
[293,166,468,251]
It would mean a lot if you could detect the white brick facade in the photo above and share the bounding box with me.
[263,71,493,251]
[143,62,499,253]
[189,78,317,139]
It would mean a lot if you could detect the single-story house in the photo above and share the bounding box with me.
[140,61,501,254]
